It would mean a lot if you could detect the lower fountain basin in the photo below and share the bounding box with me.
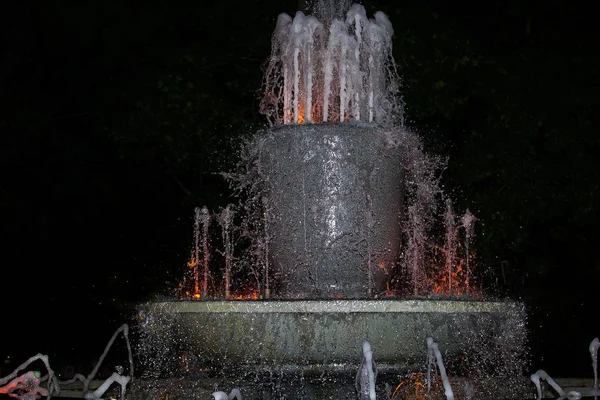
[138,299,526,375]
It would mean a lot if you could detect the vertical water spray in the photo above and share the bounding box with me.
[404,204,427,295]
[201,206,211,298]
[311,0,352,25]
[260,3,402,126]
[461,209,477,293]
[443,199,457,293]
[427,337,454,400]
[590,337,599,391]
[190,207,201,295]
[399,132,444,295]
[356,341,377,400]
[262,196,271,299]
[435,200,478,296]
[530,370,566,400]
[218,204,234,298]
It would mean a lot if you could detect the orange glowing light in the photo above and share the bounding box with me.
[426,258,482,298]
[385,281,394,297]
[227,292,259,300]
[193,293,201,299]
[296,104,323,124]
[297,103,311,124]
[390,372,448,400]
[391,372,427,400]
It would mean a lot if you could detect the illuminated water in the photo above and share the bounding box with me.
[144,1,529,399]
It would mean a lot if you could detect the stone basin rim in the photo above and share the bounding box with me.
[143,299,522,314]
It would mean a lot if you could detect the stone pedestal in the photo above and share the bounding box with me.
[255,123,403,298]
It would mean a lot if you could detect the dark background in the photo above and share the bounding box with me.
[1,0,598,378]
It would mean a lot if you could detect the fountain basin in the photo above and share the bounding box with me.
[138,299,526,374]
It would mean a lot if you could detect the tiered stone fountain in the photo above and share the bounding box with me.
[136,2,527,398]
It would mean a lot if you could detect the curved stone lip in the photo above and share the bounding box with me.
[143,299,523,314]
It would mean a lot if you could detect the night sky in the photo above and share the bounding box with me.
[1,0,599,378]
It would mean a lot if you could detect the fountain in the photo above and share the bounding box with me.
[136,1,528,398]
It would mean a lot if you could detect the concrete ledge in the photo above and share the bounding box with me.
[138,299,527,374]
[146,299,521,314]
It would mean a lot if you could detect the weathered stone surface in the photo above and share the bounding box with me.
[139,300,526,373]
[253,123,404,298]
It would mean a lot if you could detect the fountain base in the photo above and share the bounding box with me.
[138,299,526,376]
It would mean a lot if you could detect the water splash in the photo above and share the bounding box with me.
[260,3,403,126]
[356,341,377,400]
[217,204,234,298]
[427,337,454,400]
[212,388,242,400]
[443,199,458,293]
[183,127,478,300]
[310,0,352,25]
[190,207,201,294]
[398,131,444,295]
[437,200,478,296]
[0,325,133,399]
[590,337,599,391]
[529,337,600,399]
[200,206,211,298]
[83,324,134,396]
[461,209,477,291]
[530,370,566,399]
[261,196,272,299]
